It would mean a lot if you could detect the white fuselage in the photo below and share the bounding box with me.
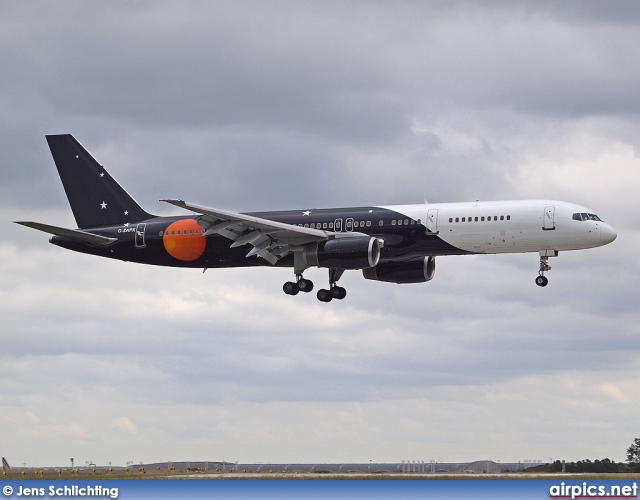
[383,200,617,255]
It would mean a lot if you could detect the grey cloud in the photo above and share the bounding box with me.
[1,0,639,466]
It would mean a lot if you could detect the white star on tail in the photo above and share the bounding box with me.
[100,202,107,209]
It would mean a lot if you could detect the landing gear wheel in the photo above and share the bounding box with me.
[331,286,347,300]
[297,278,314,293]
[317,289,333,302]
[283,281,300,295]
[535,275,548,287]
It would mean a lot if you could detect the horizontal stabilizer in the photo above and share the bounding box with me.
[14,221,118,246]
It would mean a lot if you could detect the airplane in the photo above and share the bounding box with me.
[2,457,10,470]
[16,134,617,302]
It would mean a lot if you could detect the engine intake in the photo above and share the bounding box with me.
[362,256,436,284]
[303,236,381,270]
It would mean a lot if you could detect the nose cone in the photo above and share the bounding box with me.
[601,224,617,245]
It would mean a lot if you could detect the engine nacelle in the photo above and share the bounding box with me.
[303,236,381,270]
[362,256,436,284]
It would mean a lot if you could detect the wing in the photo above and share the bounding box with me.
[161,199,330,264]
[14,221,118,246]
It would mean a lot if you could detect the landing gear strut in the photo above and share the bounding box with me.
[316,268,346,302]
[535,255,551,287]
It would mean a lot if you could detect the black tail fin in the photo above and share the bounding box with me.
[46,134,153,229]
[2,457,10,470]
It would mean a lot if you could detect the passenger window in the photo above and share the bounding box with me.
[507,215,510,221]
[323,223,328,229]
[462,217,465,222]
[449,218,453,223]
[361,221,365,226]
[500,216,504,221]
[404,219,408,225]
[455,217,459,222]
[494,216,498,221]
[392,220,396,225]
[481,217,485,221]
[304,224,309,228]
[475,217,478,222]
[379,220,383,226]
[366,221,371,227]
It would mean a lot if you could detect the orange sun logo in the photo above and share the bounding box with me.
[163,219,206,261]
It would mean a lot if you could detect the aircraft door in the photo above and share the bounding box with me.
[334,218,343,232]
[135,223,147,248]
[426,209,439,234]
[345,218,354,232]
[543,206,555,231]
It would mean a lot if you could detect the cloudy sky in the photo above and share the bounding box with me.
[2,1,639,467]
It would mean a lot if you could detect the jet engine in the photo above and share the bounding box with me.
[362,256,436,284]
[303,236,381,270]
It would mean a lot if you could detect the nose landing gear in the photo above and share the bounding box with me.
[535,254,552,287]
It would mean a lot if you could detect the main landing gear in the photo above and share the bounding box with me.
[535,255,551,287]
[283,269,346,302]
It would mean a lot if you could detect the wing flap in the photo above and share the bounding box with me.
[161,199,331,265]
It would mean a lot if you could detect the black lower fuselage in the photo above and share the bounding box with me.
[52,206,468,269]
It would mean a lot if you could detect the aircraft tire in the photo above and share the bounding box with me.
[317,289,333,302]
[331,286,347,300]
[535,276,548,287]
[298,278,314,293]
[283,281,300,295]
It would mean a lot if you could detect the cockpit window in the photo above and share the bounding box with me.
[573,213,603,222]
